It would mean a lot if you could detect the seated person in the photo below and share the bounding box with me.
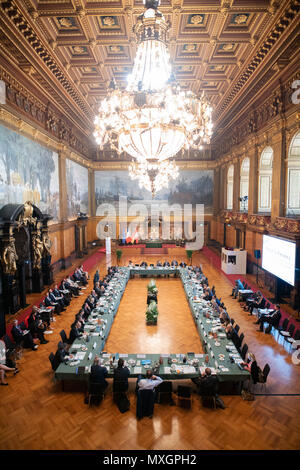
[191,367,225,409]
[53,284,70,306]
[156,261,162,267]
[32,304,51,328]
[179,261,187,267]
[45,290,63,315]
[75,312,85,332]
[254,305,281,331]
[225,324,240,349]
[242,353,260,391]
[248,292,265,316]
[163,261,170,267]
[27,310,48,345]
[0,362,18,385]
[49,288,66,311]
[69,320,84,344]
[136,370,163,392]
[128,261,133,267]
[171,260,178,266]
[111,358,130,391]
[11,320,38,350]
[90,356,108,390]
[94,282,102,298]
[52,343,71,371]
[231,279,244,298]
[140,261,148,267]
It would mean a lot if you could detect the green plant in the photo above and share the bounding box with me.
[116,249,123,264]
[186,250,194,265]
[147,279,158,294]
[146,300,159,323]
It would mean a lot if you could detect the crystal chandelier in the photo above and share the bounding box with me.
[129,159,179,197]
[93,0,213,194]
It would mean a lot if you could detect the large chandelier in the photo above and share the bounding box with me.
[93,0,213,194]
[129,159,179,197]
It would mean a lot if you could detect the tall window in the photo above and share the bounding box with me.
[240,157,249,211]
[287,131,300,215]
[227,164,234,210]
[258,147,273,213]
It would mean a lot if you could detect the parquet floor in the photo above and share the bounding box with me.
[0,248,300,450]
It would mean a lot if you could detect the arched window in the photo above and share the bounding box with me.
[227,164,234,210]
[240,158,249,211]
[286,132,300,215]
[258,147,273,213]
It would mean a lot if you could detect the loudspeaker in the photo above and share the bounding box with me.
[254,249,261,259]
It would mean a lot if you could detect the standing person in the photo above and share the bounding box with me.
[111,358,130,391]
[93,270,100,287]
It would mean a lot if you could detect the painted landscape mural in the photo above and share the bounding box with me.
[94,169,214,214]
[0,124,59,220]
[66,158,89,219]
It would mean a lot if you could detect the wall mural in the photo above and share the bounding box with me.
[66,158,89,219]
[95,169,214,214]
[0,124,59,221]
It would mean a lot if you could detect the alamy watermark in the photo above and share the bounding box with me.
[95,196,205,251]
[291,80,300,105]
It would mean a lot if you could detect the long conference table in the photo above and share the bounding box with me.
[55,267,249,393]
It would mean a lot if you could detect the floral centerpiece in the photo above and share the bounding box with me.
[146,300,159,325]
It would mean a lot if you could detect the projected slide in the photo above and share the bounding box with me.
[262,235,296,286]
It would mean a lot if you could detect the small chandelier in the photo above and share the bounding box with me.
[94,0,213,193]
[129,159,179,197]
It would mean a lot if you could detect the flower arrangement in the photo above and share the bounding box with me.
[147,279,158,295]
[146,300,159,325]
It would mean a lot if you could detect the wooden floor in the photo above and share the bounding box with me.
[1,248,300,450]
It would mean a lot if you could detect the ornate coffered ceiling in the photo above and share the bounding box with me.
[0,0,299,161]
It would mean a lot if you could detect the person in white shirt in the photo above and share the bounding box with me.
[137,370,163,390]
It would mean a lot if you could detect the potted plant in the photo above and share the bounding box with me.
[116,249,123,265]
[186,249,194,265]
[146,300,158,325]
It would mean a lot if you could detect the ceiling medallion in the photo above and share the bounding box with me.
[94,0,213,196]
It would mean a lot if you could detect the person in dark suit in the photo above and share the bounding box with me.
[69,320,84,344]
[45,290,63,315]
[94,282,102,298]
[255,305,281,332]
[111,358,130,391]
[11,320,38,350]
[140,261,148,267]
[53,284,70,306]
[156,261,162,267]
[27,311,48,344]
[90,357,108,389]
[49,288,66,311]
[52,343,71,371]
[171,260,178,266]
[93,270,100,287]
[82,302,91,320]
[179,261,187,267]
[192,367,225,409]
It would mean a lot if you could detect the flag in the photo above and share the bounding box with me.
[126,230,132,244]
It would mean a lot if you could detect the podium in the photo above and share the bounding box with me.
[105,237,111,255]
[221,248,247,275]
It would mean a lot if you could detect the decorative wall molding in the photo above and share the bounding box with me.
[218,210,300,236]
